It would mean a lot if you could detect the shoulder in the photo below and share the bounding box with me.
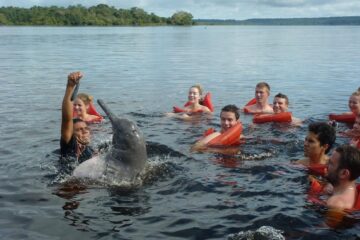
[294,158,309,166]
[327,195,348,209]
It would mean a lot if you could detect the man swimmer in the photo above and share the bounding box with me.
[273,93,302,125]
[326,145,360,209]
[296,122,336,167]
[191,104,242,152]
[244,82,273,114]
[60,72,95,164]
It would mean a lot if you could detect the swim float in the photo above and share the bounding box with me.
[173,93,214,113]
[329,113,355,124]
[253,112,292,124]
[243,98,256,113]
[206,122,243,147]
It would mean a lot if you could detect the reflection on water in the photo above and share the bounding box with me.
[1,26,360,239]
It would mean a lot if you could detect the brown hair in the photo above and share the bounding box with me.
[76,93,94,106]
[256,82,270,93]
[190,84,203,96]
[274,93,289,106]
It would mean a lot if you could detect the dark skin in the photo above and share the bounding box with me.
[61,72,90,145]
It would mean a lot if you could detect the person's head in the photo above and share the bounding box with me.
[188,84,203,104]
[220,105,240,132]
[348,91,360,115]
[255,82,270,103]
[74,93,94,115]
[273,93,289,113]
[304,122,336,158]
[73,118,90,145]
[326,145,360,186]
[353,115,360,134]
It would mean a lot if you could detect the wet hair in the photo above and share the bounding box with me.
[256,82,270,93]
[335,145,360,181]
[274,93,289,105]
[190,84,203,96]
[73,118,85,125]
[76,93,94,106]
[351,91,360,97]
[221,104,240,120]
[308,122,336,154]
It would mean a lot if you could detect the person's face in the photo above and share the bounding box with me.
[220,111,237,132]
[304,132,327,158]
[74,98,88,115]
[326,150,341,186]
[273,97,288,113]
[255,87,269,103]
[353,116,360,134]
[74,121,90,144]
[188,87,201,103]
[348,95,360,115]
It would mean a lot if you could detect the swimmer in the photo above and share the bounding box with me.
[325,145,360,209]
[191,104,243,153]
[166,84,212,120]
[244,82,273,114]
[296,122,336,167]
[73,93,103,123]
[348,91,360,116]
[61,72,95,164]
[273,93,302,125]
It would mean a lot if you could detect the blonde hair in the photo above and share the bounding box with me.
[352,91,360,97]
[190,84,203,96]
[76,93,94,106]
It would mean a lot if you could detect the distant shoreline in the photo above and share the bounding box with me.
[1,5,359,26]
[194,16,360,26]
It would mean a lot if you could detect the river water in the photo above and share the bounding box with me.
[0,26,360,239]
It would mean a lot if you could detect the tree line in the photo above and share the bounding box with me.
[0,4,193,26]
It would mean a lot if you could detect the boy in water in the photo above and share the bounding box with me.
[244,82,273,114]
[60,72,95,165]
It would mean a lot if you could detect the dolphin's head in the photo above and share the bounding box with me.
[111,117,145,150]
[98,99,147,169]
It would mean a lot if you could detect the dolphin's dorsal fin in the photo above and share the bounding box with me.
[97,99,117,123]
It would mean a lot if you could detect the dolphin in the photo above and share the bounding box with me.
[73,99,147,182]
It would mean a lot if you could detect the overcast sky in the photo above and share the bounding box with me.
[1,0,360,20]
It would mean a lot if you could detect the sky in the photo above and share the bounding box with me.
[1,0,360,20]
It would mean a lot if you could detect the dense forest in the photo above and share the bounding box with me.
[195,16,360,25]
[0,4,194,26]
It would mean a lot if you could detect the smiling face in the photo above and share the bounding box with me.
[348,94,360,115]
[74,98,88,115]
[220,111,238,133]
[73,121,90,145]
[188,87,201,104]
[273,97,288,113]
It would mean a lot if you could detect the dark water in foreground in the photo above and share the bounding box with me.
[1,26,360,239]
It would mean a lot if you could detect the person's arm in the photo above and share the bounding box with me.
[190,132,221,152]
[61,72,83,144]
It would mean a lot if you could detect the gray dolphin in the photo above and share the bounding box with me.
[73,99,147,182]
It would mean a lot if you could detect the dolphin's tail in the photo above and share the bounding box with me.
[97,99,117,123]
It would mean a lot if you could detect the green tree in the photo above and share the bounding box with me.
[171,11,193,25]
[0,13,9,25]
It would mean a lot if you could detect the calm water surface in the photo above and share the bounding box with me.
[1,26,360,239]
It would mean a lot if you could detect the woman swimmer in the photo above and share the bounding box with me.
[166,84,212,120]
[73,93,103,123]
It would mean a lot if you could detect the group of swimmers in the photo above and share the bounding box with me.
[59,71,360,214]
